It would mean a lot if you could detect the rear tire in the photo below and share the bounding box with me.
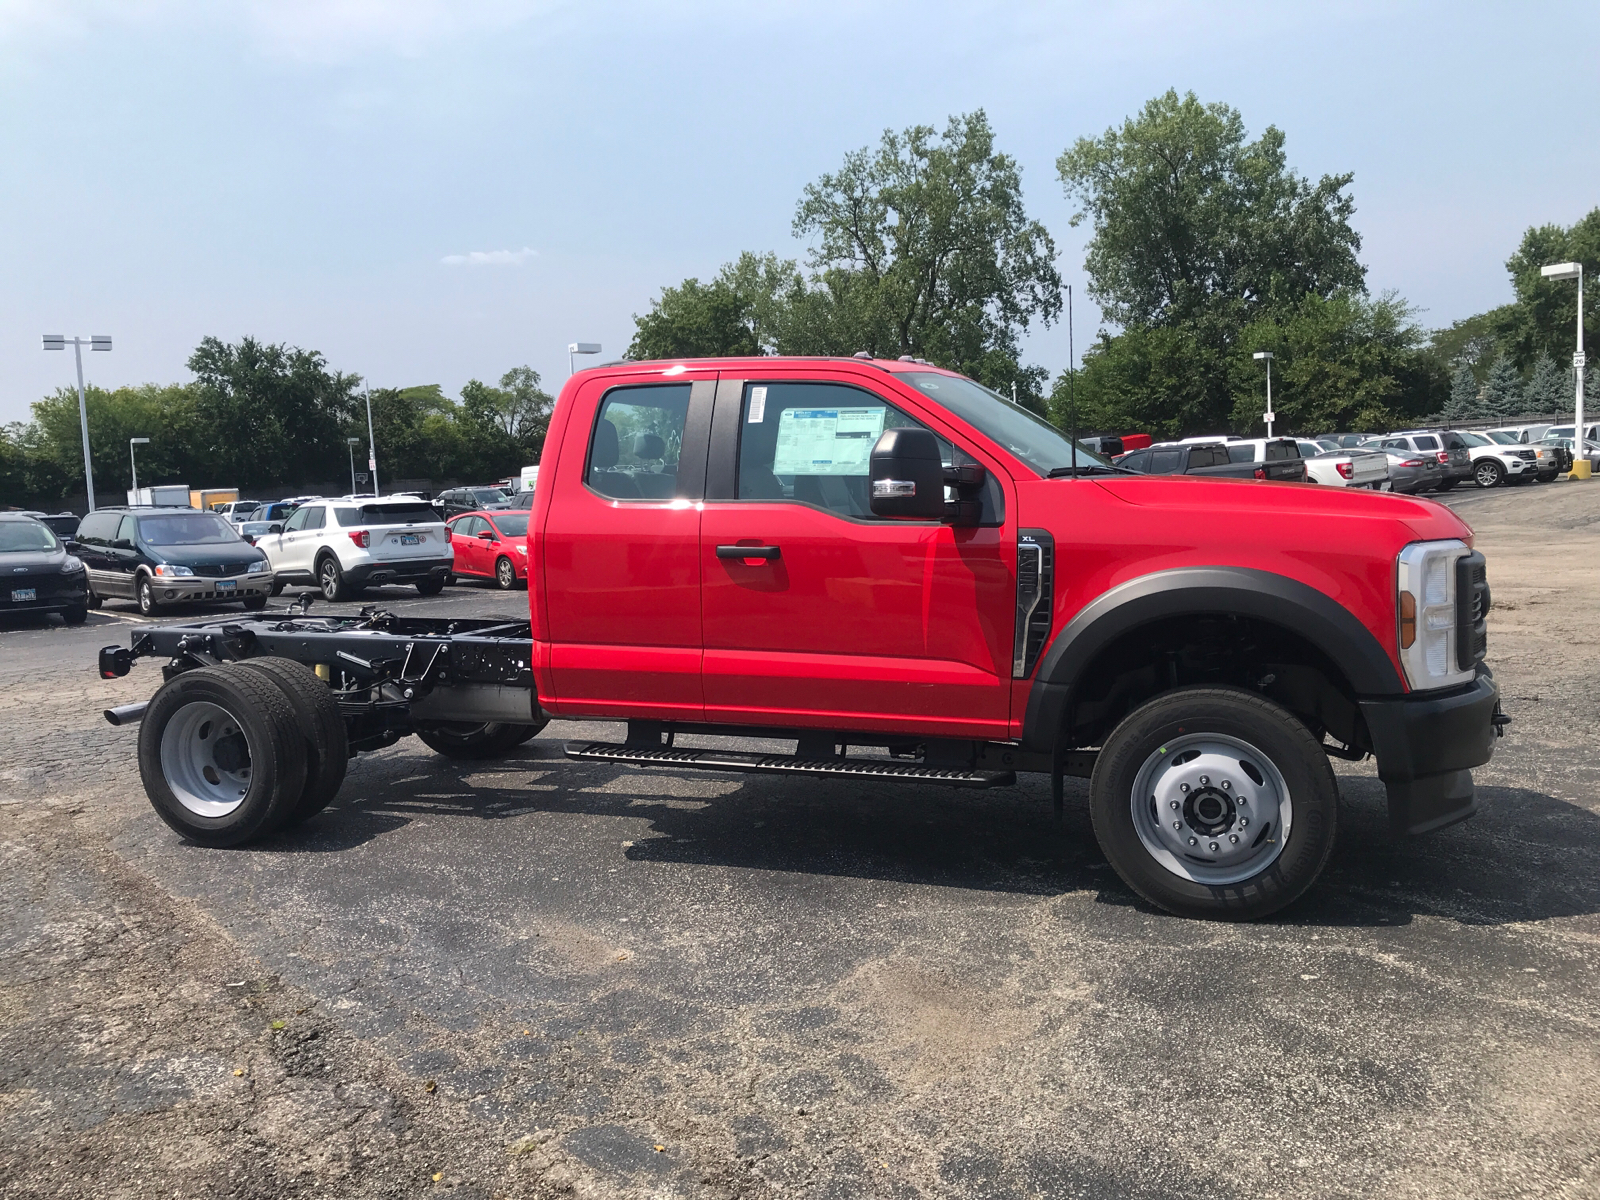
[1089,686,1338,920]
[138,667,307,846]
[228,658,348,825]
[62,604,89,625]
[416,577,445,597]
[1436,478,1458,492]
[416,719,545,759]
[269,579,285,596]
[318,555,352,602]
[242,595,268,611]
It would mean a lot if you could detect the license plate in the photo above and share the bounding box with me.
[400,534,421,545]
[215,579,236,592]
[10,588,36,602]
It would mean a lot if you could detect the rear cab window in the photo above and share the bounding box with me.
[587,384,691,501]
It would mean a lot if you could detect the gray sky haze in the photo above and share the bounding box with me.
[2,0,1595,422]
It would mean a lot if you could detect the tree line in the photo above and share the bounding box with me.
[630,90,1598,441]
[0,337,552,510]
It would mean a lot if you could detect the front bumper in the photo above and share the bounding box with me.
[0,573,88,612]
[1360,670,1502,835]
[150,573,273,602]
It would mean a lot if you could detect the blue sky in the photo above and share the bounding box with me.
[2,0,1596,424]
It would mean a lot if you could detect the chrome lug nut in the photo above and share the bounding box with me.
[1180,783,1190,793]
[1229,834,1239,844]
[1220,780,1231,790]
[1239,818,1248,828]
[1172,821,1182,830]
[1209,842,1220,852]
[1170,800,1180,810]
[1187,837,1198,847]
[1199,775,1209,785]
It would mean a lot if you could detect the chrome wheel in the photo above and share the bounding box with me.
[1474,460,1503,488]
[1129,733,1292,886]
[158,700,252,818]
[496,557,515,589]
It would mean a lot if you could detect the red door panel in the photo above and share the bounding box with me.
[700,504,1013,738]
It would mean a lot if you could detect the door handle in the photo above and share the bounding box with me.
[716,544,780,560]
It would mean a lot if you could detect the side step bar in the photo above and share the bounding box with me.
[564,741,1016,789]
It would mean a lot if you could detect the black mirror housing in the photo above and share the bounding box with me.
[869,428,946,520]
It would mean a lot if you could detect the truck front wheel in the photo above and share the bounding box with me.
[1089,687,1338,920]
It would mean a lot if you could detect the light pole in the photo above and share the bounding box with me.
[129,437,150,495]
[1541,261,1587,480]
[568,342,601,376]
[347,437,361,495]
[1253,351,1276,437]
[42,334,112,510]
[363,384,380,496]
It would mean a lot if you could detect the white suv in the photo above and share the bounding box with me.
[258,497,452,601]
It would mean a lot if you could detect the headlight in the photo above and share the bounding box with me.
[514,544,527,553]
[247,560,269,574]
[153,564,194,578]
[60,556,85,573]
[1396,539,1482,690]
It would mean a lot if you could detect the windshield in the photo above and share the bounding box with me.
[1486,431,1519,445]
[471,487,508,503]
[492,514,530,537]
[138,513,241,545]
[897,371,1109,474]
[0,521,59,553]
[1459,432,1490,447]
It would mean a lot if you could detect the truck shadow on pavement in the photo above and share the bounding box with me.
[254,740,1600,930]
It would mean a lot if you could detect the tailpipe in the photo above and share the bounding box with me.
[104,702,149,727]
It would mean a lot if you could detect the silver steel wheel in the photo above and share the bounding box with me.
[158,700,253,818]
[496,557,515,589]
[1474,460,1502,488]
[1129,733,1293,886]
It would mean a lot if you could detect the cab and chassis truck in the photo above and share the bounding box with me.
[98,357,1504,920]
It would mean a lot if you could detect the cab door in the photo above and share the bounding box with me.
[540,373,715,719]
[698,376,1015,741]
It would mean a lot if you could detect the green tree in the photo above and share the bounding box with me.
[1057,89,1365,330]
[1477,355,1524,421]
[1442,357,1482,422]
[1524,353,1564,413]
[628,253,804,360]
[1496,208,1600,368]
[1055,324,1219,440]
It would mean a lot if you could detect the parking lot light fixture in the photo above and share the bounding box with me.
[129,437,150,493]
[1541,262,1586,480]
[346,437,361,496]
[42,334,112,511]
[1253,351,1276,437]
[568,342,601,376]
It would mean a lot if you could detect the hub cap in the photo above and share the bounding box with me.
[1475,462,1499,487]
[1129,733,1292,885]
[497,558,514,587]
[159,700,252,817]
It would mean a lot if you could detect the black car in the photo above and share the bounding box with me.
[435,486,512,520]
[0,513,90,623]
[73,506,274,617]
[18,510,82,542]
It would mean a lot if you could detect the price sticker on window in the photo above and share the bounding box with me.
[772,407,886,475]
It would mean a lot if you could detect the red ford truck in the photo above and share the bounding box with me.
[99,356,1504,919]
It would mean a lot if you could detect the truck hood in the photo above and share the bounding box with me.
[1082,475,1471,545]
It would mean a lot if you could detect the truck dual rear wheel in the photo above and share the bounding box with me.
[138,667,307,847]
[416,719,546,759]
[227,657,349,825]
[1090,687,1338,920]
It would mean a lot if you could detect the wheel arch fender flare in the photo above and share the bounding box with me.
[1021,566,1404,752]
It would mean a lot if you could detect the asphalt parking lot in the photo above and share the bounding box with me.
[3,483,1599,1200]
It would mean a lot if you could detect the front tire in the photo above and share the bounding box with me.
[415,719,546,759]
[137,575,161,617]
[137,667,308,846]
[494,556,517,590]
[1473,460,1504,488]
[1089,687,1338,920]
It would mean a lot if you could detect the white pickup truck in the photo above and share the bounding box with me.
[1297,440,1390,489]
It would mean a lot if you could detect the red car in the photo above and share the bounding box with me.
[445,510,529,589]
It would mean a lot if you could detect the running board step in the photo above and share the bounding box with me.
[563,741,1016,788]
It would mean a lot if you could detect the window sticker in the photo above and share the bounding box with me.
[748,386,767,424]
[772,407,886,475]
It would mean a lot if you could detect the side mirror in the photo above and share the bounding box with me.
[111,538,134,550]
[478,530,495,541]
[869,428,946,520]
[269,523,283,534]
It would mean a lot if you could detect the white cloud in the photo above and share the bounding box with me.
[440,247,538,266]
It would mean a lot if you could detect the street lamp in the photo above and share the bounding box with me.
[129,438,150,495]
[42,334,112,510]
[363,384,380,496]
[1253,351,1276,437]
[1541,261,1587,480]
[347,437,362,495]
[568,342,601,376]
